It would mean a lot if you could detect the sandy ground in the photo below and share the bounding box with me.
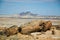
[0,29,60,40]
[0,18,60,27]
[0,18,60,40]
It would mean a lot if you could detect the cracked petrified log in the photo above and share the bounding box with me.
[0,27,7,35]
[19,20,52,34]
[4,25,18,36]
[0,20,52,36]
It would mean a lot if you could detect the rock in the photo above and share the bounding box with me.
[5,25,18,37]
[40,21,52,31]
[0,27,7,35]
[20,20,52,34]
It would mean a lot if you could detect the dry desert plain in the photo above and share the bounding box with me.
[0,17,60,40]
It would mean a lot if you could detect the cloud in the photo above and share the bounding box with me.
[3,0,58,3]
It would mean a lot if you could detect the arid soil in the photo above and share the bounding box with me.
[0,18,60,27]
[0,29,60,40]
[0,18,60,40]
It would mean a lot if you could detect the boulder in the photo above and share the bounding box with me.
[5,25,18,36]
[0,27,7,35]
[20,20,52,34]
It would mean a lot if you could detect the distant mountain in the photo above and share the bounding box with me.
[0,11,38,18]
[19,11,38,16]
[0,11,60,19]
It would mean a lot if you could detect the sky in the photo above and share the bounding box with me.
[0,0,60,16]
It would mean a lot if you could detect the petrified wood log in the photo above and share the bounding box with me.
[20,21,52,34]
[5,25,18,36]
[0,20,52,36]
